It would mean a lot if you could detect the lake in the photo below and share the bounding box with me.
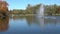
[0,16,60,34]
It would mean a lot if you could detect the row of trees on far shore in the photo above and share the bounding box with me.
[9,4,60,15]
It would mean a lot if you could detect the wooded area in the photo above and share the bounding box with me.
[9,4,60,15]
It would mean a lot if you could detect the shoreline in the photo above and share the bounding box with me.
[9,14,60,16]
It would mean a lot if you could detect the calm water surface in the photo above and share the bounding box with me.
[0,16,60,34]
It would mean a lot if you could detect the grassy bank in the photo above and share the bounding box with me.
[9,14,60,17]
[52,14,60,16]
[9,14,36,16]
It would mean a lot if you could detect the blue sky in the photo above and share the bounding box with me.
[5,0,60,10]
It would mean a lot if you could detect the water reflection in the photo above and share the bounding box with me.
[27,16,57,31]
[11,16,57,27]
[38,18,44,29]
[44,18,57,24]
[2,16,59,34]
[25,16,40,25]
[10,16,25,20]
[0,16,9,32]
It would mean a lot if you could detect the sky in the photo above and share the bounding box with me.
[5,0,60,10]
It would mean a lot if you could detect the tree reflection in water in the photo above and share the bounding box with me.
[25,16,40,26]
[11,16,57,27]
[25,16,57,27]
[0,16,9,32]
